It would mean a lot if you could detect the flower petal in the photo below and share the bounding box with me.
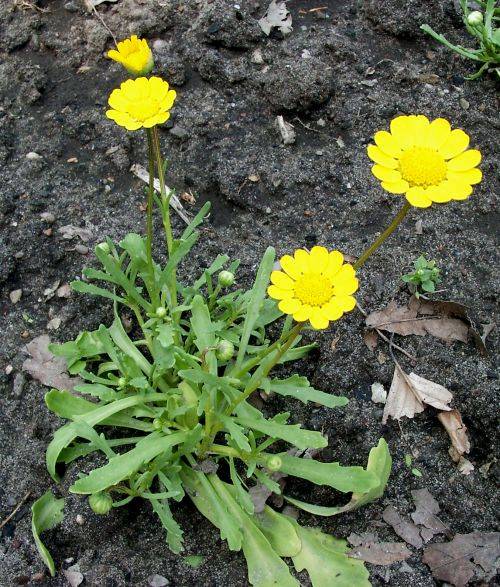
[279,255,300,280]
[448,181,473,201]
[321,300,343,321]
[279,298,302,314]
[309,307,329,330]
[390,116,415,151]
[293,304,312,322]
[427,118,451,150]
[268,285,294,300]
[371,165,402,183]
[374,131,402,158]
[309,246,330,272]
[426,183,452,203]
[293,249,310,274]
[412,115,431,147]
[271,271,295,289]
[381,179,410,194]
[334,276,359,296]
[447,149,481,171]
[439,129,470,159]
[405,186,432,208]
[323,251,344,278]
[335,295,357,312]
[447,168,482,185]
[367,145,398,169]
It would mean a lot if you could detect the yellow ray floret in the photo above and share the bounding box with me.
[268,246,359,330]
[107,35,154,77]
[367,115,482,208]
[106,77,177,131]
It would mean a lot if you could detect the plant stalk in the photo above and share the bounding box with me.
[353,201,411,270]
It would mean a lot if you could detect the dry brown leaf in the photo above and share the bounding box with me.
[22,335,82,391]
[347,532,411,565]
[382,506,423,549]
[366,297,469,344]
[363,330,378,352]
[382,363,453,423]
[438,410,470,457]
[422,532,500,586]
[410,489,448,541]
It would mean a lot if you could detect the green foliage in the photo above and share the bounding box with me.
[31,492,65,577]
[402,255,441,297]
[421,0,500,79]
[33,196,391,585]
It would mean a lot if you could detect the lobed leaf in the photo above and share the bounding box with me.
[31,492,65,577]
[267,375,348,409]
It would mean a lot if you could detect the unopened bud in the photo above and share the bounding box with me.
[153,418,163,430]
[88,492,113,515]
[266,456,282,471]
[467,11,483,25]
[155,306,167,319]
[117,377,127,389]
[218,270,235,287]
[216,340,234,361]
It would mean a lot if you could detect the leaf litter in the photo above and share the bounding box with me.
[438,410,474,475]
[347,532,412,565]
[258,0,293,36]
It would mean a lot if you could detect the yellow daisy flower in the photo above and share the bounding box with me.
[107,35,154,77]
[368,115,482,208]
[106,77,176,131]
[268,246,359,330]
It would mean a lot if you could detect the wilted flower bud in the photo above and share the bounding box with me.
[107,35,154,77]
[467,11,483,25]
[266,456,282,471]
[96,242,110,254]
[216,340,234,361]
[218,270,235,287]
[155,306,167,319]
[89,492,113,515]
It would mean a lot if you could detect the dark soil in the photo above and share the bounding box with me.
[0,1,498,586]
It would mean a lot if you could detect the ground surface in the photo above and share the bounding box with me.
[0,0,498,586]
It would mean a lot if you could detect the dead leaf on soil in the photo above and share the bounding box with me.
[22,335,82,391]
[58,225,93,242]
[382,505,423,549]
[423,532,500,586]
[382,363,453,423]
[84,0,119,9]
[275,115,296,145]
[366,297,469,345]
[438,410,470,457]
[259,0,293,36]
[363,330,378,352]
[410,489,448,542]
[347,532,412,565]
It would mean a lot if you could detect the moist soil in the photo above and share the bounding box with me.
[0,1,498,586]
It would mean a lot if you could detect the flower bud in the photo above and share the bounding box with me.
[89,492,113,515]
[117,377,127,389]
[218,270,235,287]
[216,340,234,361]
[107,35,154,77]
[153,418,163,430]
[96,242,110,254]
[266,456,282,471]
[155,306,167,319]
[467,11,483,25]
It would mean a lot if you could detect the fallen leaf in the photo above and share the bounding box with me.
[480,322,495,347]
[58,225,93,242]
[22,335,82,391]
[348,532,411,565]
[382,363,452,423]
[84,0,119,9]
[56,284,72,298]
[259,0,293,36]
[147,575,169,587]
[63,565,84,587]
[422,532,500,586]
[371,382,387,404]
[456,456,474,475]
[438,410,470,458]
[275,115,296,145]
[363,330,378,352]
[410,489,448,541]
[382,505,423,549]
[366,297,469,344]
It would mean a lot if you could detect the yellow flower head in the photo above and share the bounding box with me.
[268,246,359,330]
[368,115,482,208]
[106,77,176,131]
[107,35,154,77]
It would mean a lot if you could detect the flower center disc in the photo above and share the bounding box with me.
[294,273,333,307]
[399,147,447,187]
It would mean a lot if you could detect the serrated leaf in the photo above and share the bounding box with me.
[31,492,65,577]
[150,497,184,554]
[220,415,251,452]
[267,375,348,408]
[70,431,187,494]
[71,280,125,303]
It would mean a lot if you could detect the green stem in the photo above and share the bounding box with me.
[151,125,173,254]
[145,129,158,305]
[354,201,411,270]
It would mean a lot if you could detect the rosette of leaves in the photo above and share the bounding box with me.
[402,255,441,297]
[33,203,391,585]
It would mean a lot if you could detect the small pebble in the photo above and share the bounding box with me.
[459,97,470,110]
[13,373,26,397]
[76,514,85,526]
[169,125,188,139]
[75,244,89,255]
[10,289,22,304]
[26,152,42,160]
[40,212,55,223]
[5,365,13,375]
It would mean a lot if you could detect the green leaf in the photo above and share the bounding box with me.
[157,323,174,348]
[289,520,370,587]
[58,436,142,464]
[119,233,147,263]
[190,295,217,374]
[236,415,327,451]
[228,458,254,515]
[108,316,153,377]
[220,415,251,452]
[274,453,378,493]
[150,497,184,554]
[180,468,243,551]
[73,383,117,401]
[284,438,391,515]
[70,431,187,494]
[235,247,275,369]
[421,280,436,292]
[31,492,65,577]
[210,476,299,587]
[159,233,199,290]
[183,555,205,568]
[267,375,348,409]
[181,201,211,240]
[254,507,302,558]
[71,281,125,303]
